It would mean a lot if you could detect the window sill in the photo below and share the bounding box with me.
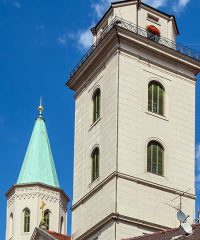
[89,117,101,131]
[145,111,168,121]
[21,232,30,235]
[146,171,164,178]
[89,177,100,189]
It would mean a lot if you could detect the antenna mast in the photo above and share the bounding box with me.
[172,188,191,211]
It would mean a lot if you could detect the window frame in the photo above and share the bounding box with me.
[148,80,165,116]
[147,140,164,176]
[91,147,100,182]
[44,210,50,230]
[23,208,30,233]
[9,213,13,238]
[60,216,64,234]
[92,88,101,123]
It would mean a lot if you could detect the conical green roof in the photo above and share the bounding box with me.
[17,114,60,188]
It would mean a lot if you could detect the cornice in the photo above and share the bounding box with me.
[6,183,69,208]
[7,187,67,211]
[72,171,195,211]
[67,26,200,92]
[6,182,69,201]
[117,26,200,72]
[67,27,119,91]
[73,212,170,240]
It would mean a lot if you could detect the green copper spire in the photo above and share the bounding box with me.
[17,103,60,188]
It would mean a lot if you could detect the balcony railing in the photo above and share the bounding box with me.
[69,17,200,79]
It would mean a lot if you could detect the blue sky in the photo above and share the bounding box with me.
[0,0,200,239]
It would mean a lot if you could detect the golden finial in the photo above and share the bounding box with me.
[38,97,43,115]
[40,201,46,222]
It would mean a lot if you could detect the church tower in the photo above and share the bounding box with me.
[5,104,69,240]
[67,1,200,240]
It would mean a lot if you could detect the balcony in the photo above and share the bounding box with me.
[69,17,200,79]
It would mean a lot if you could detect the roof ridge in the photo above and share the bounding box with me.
[123,223,200,240]
[122,227,181,240]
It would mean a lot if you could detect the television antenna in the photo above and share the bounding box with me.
[171,188,191,212]
[164,202,179,211]
[165,189,193,236]
[165,189,191,226]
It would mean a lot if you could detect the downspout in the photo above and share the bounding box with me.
[137,0,141,33]
[114,26,121,240]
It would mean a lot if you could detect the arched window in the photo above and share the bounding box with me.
[91,147,100,182]
[147,141,164,176]
[93,89,101,123]
[148,81,164,116]
[9,213,13,238]
[44,210,50,230]
[60,217,64,234]
[23,209,30,233]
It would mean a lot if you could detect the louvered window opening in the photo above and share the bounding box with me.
[148,81,164,116]
[147,141,164,176]
[93,89,101,123]
[91,148,99,182]
[24,209,30,233]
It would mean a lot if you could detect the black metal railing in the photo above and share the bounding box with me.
[69,17,200,78]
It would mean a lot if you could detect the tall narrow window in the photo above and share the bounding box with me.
[148,81,164,116]
[9,213,13,238]
[93,89,101,123]
[23,209,30,233]
[44,210,50,230]
[60,217,64,234]
[147,141,164,176]
[91,148,99,182]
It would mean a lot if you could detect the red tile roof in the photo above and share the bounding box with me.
[122,223,200,240]
[48,231,71,240]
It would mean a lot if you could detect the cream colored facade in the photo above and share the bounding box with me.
[68,1,200,240]
[94,1,177,42]
[5,183,68,240]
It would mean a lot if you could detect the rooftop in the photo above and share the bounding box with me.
[17,110,60,188]
[31,228,71,240]
[48,231,71,240]
[68,17,200,82]
[123,223,200,240]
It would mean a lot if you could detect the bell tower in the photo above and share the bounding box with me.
[5,104,69,240]
[67,1,200,240]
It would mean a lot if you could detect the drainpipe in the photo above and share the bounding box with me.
[137,0,141,32]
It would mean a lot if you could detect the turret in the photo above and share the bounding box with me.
[5,103,69,240]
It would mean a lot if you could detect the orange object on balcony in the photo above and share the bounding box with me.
[146,25,160,36]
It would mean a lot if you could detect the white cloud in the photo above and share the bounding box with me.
[91,0,122,18]
[173,0,190,13]
[57,34,67,46]
[57,28,93,50]
[143,0,190,13]
[72,0,119,50]
[64,0,191,52]
[143,0,167,8]
[78,29,93,50]
[91,0,110,18]
[178,0,190,7]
